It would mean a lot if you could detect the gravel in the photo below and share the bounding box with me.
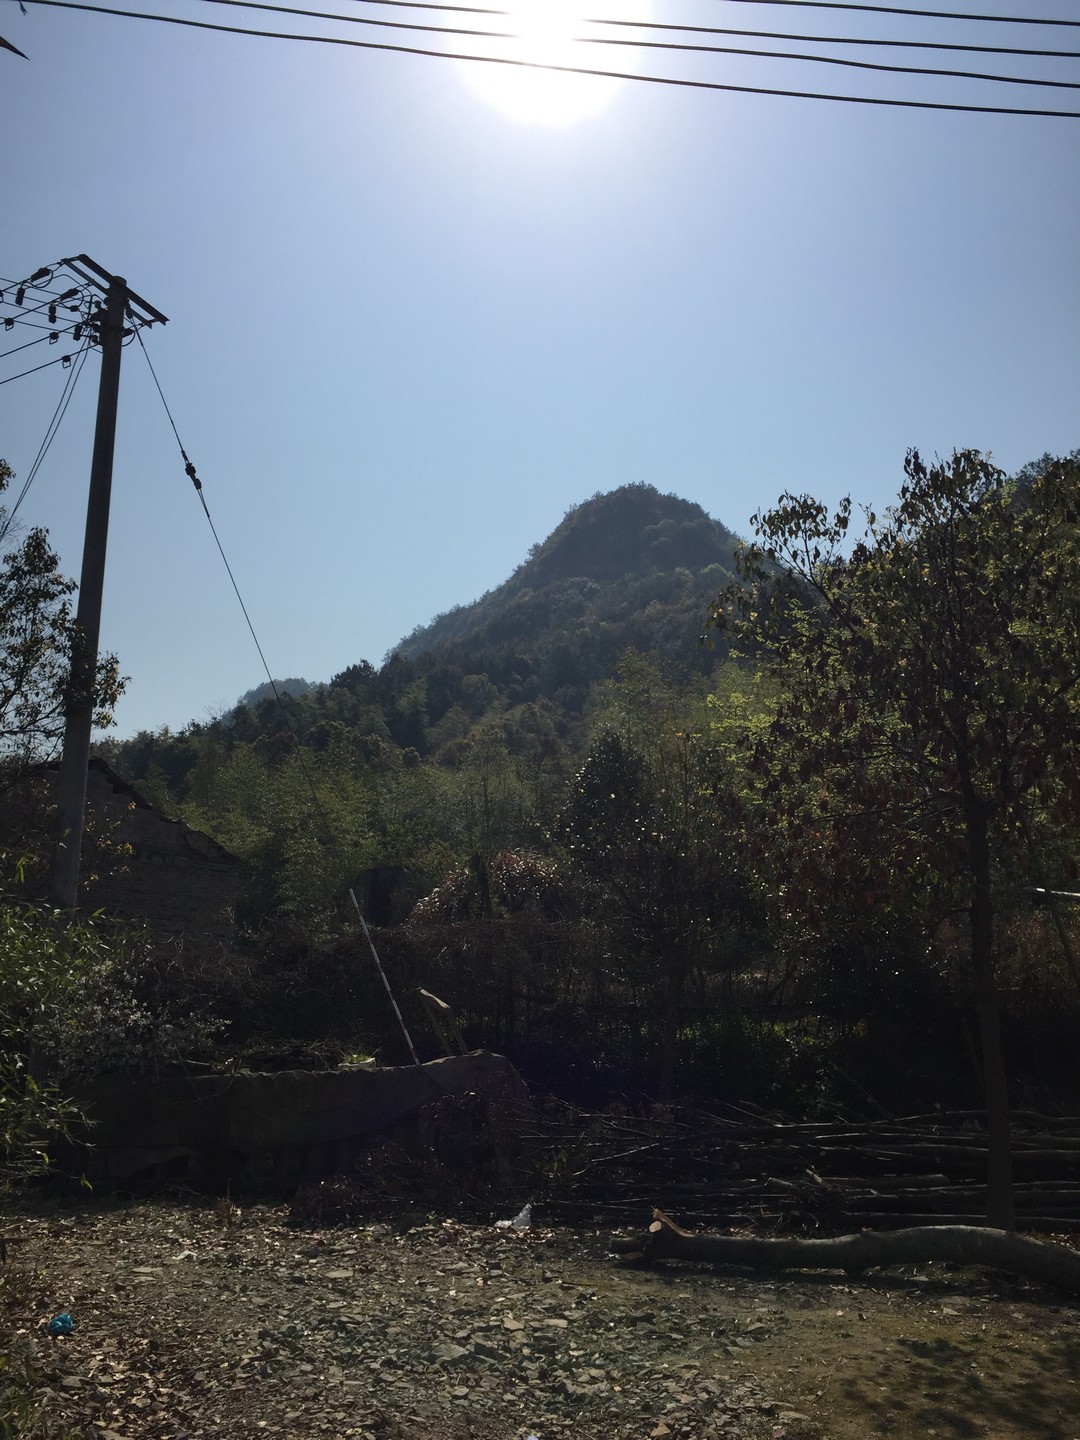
[2,1201,813,1440]
[6,1199,1078,1440]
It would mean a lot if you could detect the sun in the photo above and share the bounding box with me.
[462,0,651,128]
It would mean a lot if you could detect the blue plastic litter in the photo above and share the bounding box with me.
[47,1312,74,1337]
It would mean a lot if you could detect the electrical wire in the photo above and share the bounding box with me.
[235,0,1080,58]
[24,0,1080,117]
[0,292,92,334]
[194,0,1080,91]
[588,19,1080,62]
[560,35,1080,91]
[0,275,82,302]
[710,0,1080,25]
[0,314,91,335]
[289,0,1080,25]
[2,293,78,325]
[133,324,423,1066]
[0,329,77,362]
[0,350,88,386]
[206,0,505,42]
[0,340,92,543]
[131,338,307,753]
[0,264,75,288]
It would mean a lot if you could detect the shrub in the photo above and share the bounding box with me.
[0,878,222,1187]
[0,894,220,1088]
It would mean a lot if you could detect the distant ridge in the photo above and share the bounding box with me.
[236,678,316,709]
[391,482,741,665]
[101,484,745,795]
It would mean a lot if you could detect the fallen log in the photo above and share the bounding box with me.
[826,1213,1080,1233]
[610,1210,1080,1296]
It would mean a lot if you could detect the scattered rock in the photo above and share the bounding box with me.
[4,1201,1077,1440]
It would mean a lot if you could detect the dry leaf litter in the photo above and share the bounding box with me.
[3,1201,1078,1440]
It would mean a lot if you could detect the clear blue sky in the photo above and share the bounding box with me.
[4,1,1078,738]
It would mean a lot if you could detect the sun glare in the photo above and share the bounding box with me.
[463,1,651,128]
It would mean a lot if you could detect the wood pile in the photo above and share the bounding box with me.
[530,1103,1080,1232]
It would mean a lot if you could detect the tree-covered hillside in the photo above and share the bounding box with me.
[237,678,316,708]
[392,483,740,667]
[104,483,740,787]
[64,454,1080,1138]
[90,482,744,966]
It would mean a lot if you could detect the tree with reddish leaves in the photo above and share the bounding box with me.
[712,449,1080,1229]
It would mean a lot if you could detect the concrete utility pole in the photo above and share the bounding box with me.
[48,257,167,911]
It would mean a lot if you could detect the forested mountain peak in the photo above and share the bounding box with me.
[51,451,1080,1135]
[100,480,744,863]
[515,483,738,591]
[236,678,316,709]
[393,483,740,661]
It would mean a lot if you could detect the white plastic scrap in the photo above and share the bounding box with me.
[495,1203,532,1230]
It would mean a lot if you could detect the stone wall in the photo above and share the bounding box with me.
[73,1050,530,1190]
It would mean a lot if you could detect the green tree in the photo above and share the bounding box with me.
[712,449,1080,1227]
[181,737,378,926]
[0,460,123,763]
[558,653,756,1099]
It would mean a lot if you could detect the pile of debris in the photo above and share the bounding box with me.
[530,1102,1080,1232]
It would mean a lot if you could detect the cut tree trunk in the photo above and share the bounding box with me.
[610,1210,1080,1296]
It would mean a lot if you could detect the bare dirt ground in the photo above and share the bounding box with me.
[2,1199,1078,1440]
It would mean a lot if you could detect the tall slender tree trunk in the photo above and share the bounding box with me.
[963,792,1015,1230]
[657,956,689,1103]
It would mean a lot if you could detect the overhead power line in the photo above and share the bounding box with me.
[0,350,89,385]
[334,0,1080,51]
[0,324,83,362]
[597,21,1078,61]
[0,273,84,301]
[276,0,1080,31]
[133,325,423,1066]
[0,260,97,540]
[711,0,1080,25]
[3,315,87,334]
[191,0,1080,91]
[278,0,1080,57]
[24,0,1080,117]
[0,340,92,542]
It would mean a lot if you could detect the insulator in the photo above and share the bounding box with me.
[49,331,59,344]
[3,318,13,331]
[48,304,57,324]
[60,288,79,300]
[61,354,72,368]
[73,324,82,341]
[30,267,51,284]
[15,287,25,306]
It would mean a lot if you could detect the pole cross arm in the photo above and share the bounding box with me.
[62,255,169,328]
